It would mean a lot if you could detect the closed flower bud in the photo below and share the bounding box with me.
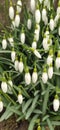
[32,68,38,83]
[30,0,35,13]
[42,8,47,22]
[37,125,41,130]
[8,37,14,47]
[18,94,23,104]
[25,71,31,85]
[20,32,25,44]
[27,18,32,30]
[58,26,60,36]
[0,101,3,112]
[17,0,22,13]
[34,49,41,59]
[35,9,41,24]
[47,55,53,65]
[2,38,7,50]
[19,61,24,73]
[54,14,59,27]
[42,37,49,51]
[15,13,20,27]
[1,81,7,93]
[11,50,16,62]
[48,66,53,79]
[42,71,48,84]
[14,59,19,71]
[55,57,60,69]
[34,29,39,41]
[32,41,37,49]
[44,16,48,25]
[9,5,14,20]
[49,18,54,31]
[53,95,59,112]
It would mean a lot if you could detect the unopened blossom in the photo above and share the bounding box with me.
[18,58,24,73]
[49,18,55,31]
[9,2,14,20]
[18,94,23,104]
[1,81,7,93]
[35,9,41,24]
[48,66,53,79]
[2,38,7,50]
[25,68,31,85]
[0,101,3,112]
[42,69,48,84]
[17,0,22,13]
[11,50,16,62]
[34,49,41,59]
[8,37,14,47]
[14,59,19,71]
[42,8,47,22]
[27,18,32,30]
[53,95,60,112]
[32,40,37,49]
[58,26,60,36]
[30,0,35,13]
[20,31,25,44]
[15,13,20,27]
[32,67,38,83]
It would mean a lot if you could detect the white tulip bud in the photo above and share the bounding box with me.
[11,50,16,62]
[32,41,37,49]
[20,32,25,44]
[30,0,35,13]
[48,66,53,79]
[18,94,23,104]
[14,60,19,71]
[15,13,20,27]
[32,68,38,83]
[1,81,7,93]
[25,71,31,85]
[42,8,47,22]
[0,101,3,112]
[2,38,7,50]
[53,95,60,112]
[8,37,14,47]
[49,18,55,31]
[19,61,24,73]
[42,71,48,84]
[9,5,14,20]
[34,49,41,59]
[17,0,22,13]
[35,9,41,24]
[27,19,32,30]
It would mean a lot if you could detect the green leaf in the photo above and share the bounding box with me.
[46,118,54,130]
[28,115,38,130]
[22,99,32,113]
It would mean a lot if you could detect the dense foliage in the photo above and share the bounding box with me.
[0,0,60,130]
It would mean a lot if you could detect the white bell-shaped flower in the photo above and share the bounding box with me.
[49,18,55,31]
[17,0,22,13]
[9,2,14,20]
[42,37,49,51]
[30,0,35,13]
[11,49,16,62]
[1,81,7,93]
[14,59,19,71]
[34,49,41,58]
[20,31,25,44]
[55,57,60,69]
[42,8,47,22]
[35,9,41,24]
[25,69,31,85]
[27,18,32,30]
[42,69,48,84]
[18,94,23,104]
[53,95,60,112]
[32,67,38,83]
[2,38,7,50]
[15,13,20,27]
[48,66,53,79]
[0,101,3,112]
[18,58,24,73]
[32,40,37,49]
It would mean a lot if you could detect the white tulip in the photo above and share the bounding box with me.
[15,14,20,27]
[55,57,60,69]
[49,18,55,31]
[42,72,48,84]
[32,41,37,49]
[53,96,59,112]
[25,72,31,85]
[35,9,41,24]
[34,49,41,59]
[47,55,53,66]
[8,37,14,47]
[58,26,60,36]
[32,71,38,83]
[27,19,32,30]
[15,60,19,71]
[2,38,7,50]
[17,0,22,13]
[18,61,24,73]
[11,50,16,62]
[42,8,47,22]
[48,66,53,79]
[1,81,7,93]
[20,32,25,44]
[18,94,23,104]
[30,0,35,13]
[9,6,14,20]
[0,101,3,112]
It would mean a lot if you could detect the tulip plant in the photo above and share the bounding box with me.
[0,0,60,130]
